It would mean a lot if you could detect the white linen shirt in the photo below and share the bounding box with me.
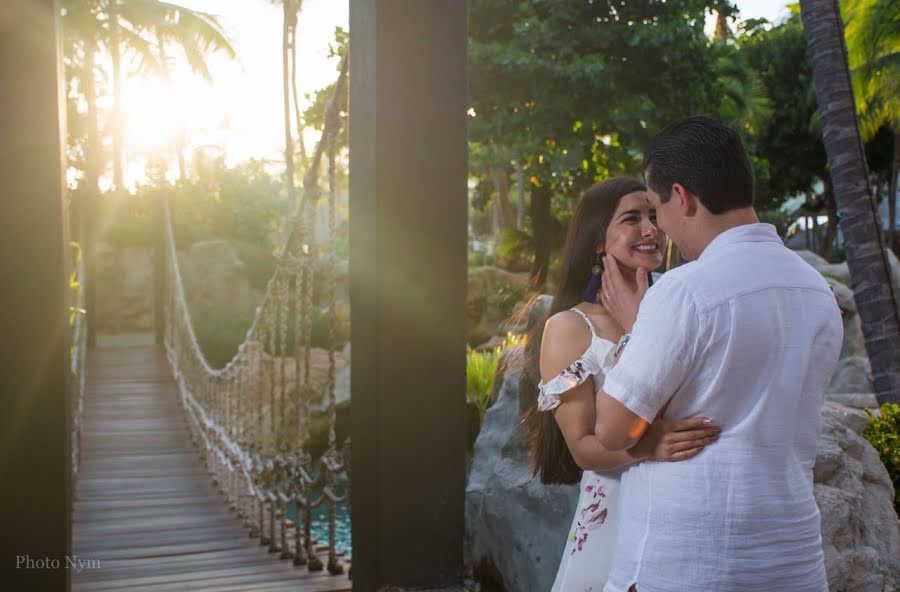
[602,223,843,592]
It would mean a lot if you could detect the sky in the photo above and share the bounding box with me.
[118,0,793,186]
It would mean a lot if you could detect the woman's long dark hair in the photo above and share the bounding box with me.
[525,176,646,484]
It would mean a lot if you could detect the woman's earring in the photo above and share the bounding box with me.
[592,252,604,276]
[581,253,604,303]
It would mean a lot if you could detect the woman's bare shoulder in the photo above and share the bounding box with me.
[540,310,592,382]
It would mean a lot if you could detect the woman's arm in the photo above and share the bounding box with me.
[541,313,720,472]
[541,312,645,471]
[551,380,649,471]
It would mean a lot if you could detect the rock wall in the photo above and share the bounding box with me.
[95,243,154,332]
[95,240,262,334]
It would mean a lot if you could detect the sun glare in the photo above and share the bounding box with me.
[122,79,180,152]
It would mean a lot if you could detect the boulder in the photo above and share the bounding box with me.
[178,240,261,324]
[465,368,578,592]
[825,277,867,361]
[815,403,900,591]
[794,249,851,284]
[888,249,900,312]
[826,392,879,410]
[829,355,874,394]
[95,242,154,332]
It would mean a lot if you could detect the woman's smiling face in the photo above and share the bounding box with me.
[601,190,667,271]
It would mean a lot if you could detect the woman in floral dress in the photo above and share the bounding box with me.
[524,177,721,591]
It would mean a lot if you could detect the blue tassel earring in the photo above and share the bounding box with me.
[581,253,603,303]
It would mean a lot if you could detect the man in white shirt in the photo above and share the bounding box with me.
[593,115,843,592]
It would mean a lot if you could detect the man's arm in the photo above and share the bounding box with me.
[594,389,649,451]
[595,272,701,448]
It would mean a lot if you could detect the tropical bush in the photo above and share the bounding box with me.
[466,333,527,428]
[863,403,900,513]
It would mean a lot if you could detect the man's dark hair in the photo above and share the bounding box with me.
[642,115,755,214]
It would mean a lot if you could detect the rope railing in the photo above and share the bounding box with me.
[162,56,350,574]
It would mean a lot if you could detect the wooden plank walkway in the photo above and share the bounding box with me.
[72,343,352,592]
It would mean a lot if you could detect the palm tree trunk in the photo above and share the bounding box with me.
[282,0,297,208]
[109,0,125,192]
[715,11,728,43]
[156,31,186,182]
[800,0,900,404]
[290,5,307,180]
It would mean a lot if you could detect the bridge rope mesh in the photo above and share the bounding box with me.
[161,55,349,573]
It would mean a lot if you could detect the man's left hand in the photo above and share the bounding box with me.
[599,254,649,332]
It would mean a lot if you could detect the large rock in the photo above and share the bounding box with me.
[795,249,851,284]
[465,367,578,592]
[95,242,154,332]
[815,403,900,591]
[829,355,874,394]
[467,382,900,591]
[888,249,900,312]
[178,240,261,324]
[95,239,267,335]
[826,277,867,361]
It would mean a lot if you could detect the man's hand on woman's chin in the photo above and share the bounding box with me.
[599,253,649,332]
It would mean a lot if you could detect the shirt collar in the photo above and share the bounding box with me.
[698,223,780,261]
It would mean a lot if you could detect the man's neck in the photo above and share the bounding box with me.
[692,207,760,259]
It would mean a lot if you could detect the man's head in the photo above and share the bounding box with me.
[642,115,756,259]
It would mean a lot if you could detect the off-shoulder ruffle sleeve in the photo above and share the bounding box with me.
[537,339,616,412]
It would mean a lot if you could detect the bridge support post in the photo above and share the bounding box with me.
[349,0,467,588]
[153,189,168,345]
[0,1,71,590]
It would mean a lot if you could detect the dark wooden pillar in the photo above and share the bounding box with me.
[349,1,467,588]
[0,1,71,590]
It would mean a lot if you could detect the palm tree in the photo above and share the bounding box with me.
[281,0,298,208]
[64,0,237,191]
[799,0,900,405]
[844,0,899,249]
[63,0,236,343]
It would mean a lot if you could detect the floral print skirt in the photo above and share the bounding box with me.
[551,470,621,592]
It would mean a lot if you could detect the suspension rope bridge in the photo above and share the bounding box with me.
[70,58,352,591]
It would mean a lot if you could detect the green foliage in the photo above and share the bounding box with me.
[172,158,289,250]
[863,403,900,513]
[486,281,528,321]
[231,240,276,292]
[468,0,780,279]
[468,249,496,269]
[467,348,501,427]
[740,13,827,211]
[193,314,254,368]
[757,208,795,237]
[843,0,899,140]
[467,334,527,428]
[495,228,533,272]
[302,27,348,150]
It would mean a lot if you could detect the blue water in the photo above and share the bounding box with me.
[286,492,351,556]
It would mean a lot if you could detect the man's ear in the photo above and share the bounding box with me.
[671,183,698,217]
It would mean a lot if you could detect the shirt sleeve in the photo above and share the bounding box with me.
[602,275,701,423]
